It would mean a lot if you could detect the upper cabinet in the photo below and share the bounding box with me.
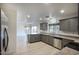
[60,19,69,31]
[40,22,48,31]
[60,17,78,34]
[69,18,78,33]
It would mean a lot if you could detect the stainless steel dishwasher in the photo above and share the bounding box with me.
[53,38,62,49]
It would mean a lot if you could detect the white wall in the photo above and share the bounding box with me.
[16,10,40,50]
[1,4,17,54]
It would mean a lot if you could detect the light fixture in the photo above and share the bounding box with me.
[60,10,64,14]
[40,18,42,20]
[27,15,30,18]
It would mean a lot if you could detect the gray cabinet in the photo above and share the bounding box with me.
[60,17,78,33]
[40,34,45,42]
[48,36,54,46]
[28,34,40,43]
[41,35,48,44]
[60,20,65,31]
[60,19,70,31]
[40,23,48,31]
[41,35,54,46]
[28,34,74,50]
[70,18,78,33]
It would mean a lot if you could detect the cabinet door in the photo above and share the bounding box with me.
[48,36,54,46]
[60,18,78,33]
[40,23,43,30]
[44,35,48,43]
[45,35,49,44]
[28,34,40,43]
[41,35,48,44]
[40,23,47,31]
[35,34,40,42]
[41,35,45,42]
[28,35,34,43]
[60,20,69,31]
[60,20,64,31]
[70,18,78,33]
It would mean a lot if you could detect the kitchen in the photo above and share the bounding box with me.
[0,3,79,55]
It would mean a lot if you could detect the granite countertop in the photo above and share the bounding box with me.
[28,33,79,41]
[41,33,79,41]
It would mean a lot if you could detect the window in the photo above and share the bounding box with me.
[49,24,60,33]
[31,26,38,34]
[25,26,38,34]
[48,17,60,33]
[25,27,31,34]
[49,25,54,32]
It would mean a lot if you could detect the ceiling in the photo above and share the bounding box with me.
[13,3,78,26]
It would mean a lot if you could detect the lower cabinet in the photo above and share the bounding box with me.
[28,34,40,43]
[28,34,74,50]
[48,36,54,46]
[41,35,54,46]
[41,35,48,44]
[41,35,73,50]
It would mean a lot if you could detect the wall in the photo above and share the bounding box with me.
[0,7,1,55]
[1,4,17,54]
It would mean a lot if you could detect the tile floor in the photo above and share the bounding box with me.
[14,42,60,55]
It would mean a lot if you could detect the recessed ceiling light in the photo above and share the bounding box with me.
[27,15,30,18]
[40,18,42,20]
[60,10,64,14]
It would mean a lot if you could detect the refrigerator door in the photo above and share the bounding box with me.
[3,28,9,52]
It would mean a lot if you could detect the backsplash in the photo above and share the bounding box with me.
[58,31,79,36]
[40,29,79,37]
